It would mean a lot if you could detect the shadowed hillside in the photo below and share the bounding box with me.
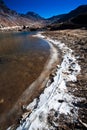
[46,5,87,30]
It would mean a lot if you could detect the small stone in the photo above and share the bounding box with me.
[58,100,64,103]
[0,99,4,104]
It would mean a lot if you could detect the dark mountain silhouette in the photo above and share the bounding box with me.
[48,5,87,30]
[71,13,87,25]
[47,14,66,23]
[57,5,87,23]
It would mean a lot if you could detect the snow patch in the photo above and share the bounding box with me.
[0,26,23,31]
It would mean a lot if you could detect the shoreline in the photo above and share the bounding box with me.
[4,29,87,129]
[16,32,82,130]
[10,33,60,111]
[37,30,87,129]
[0,32,50,128]
[2,33,60,129]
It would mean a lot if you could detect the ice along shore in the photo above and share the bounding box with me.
[6,33,60,129]
[8,32,85,130]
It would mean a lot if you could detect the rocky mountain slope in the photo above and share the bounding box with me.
[0,0,46,29]
[21,11,45,21]
[47,14,66,24]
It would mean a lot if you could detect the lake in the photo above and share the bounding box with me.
[0,31,50,129]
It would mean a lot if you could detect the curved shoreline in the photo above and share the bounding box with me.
[10,35,59,108]
[9,34,60,114]
[4,33,61,129]
[7,30,87,130]
[16,33,81,130]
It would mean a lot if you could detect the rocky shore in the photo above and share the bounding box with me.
[4,29,87,130]
[43,29,87,130]
[10,29,86,130]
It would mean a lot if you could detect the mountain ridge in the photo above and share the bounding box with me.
[0,0,87,30]
[0,0,46,29]
[57,4,87,23]
[47,4,87,30]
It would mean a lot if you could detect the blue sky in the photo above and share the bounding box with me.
[4,0,87,18]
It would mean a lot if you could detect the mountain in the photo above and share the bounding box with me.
[22,12,45,21]
[0,0,87,30]
[71,13,87,25]
[48,5,87,30]
[58,5,87,23]
[47,14,66,24]
[0,0,46,29]
[0,0,18,16]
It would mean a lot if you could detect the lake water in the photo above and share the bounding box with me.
[0,31,50,129]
